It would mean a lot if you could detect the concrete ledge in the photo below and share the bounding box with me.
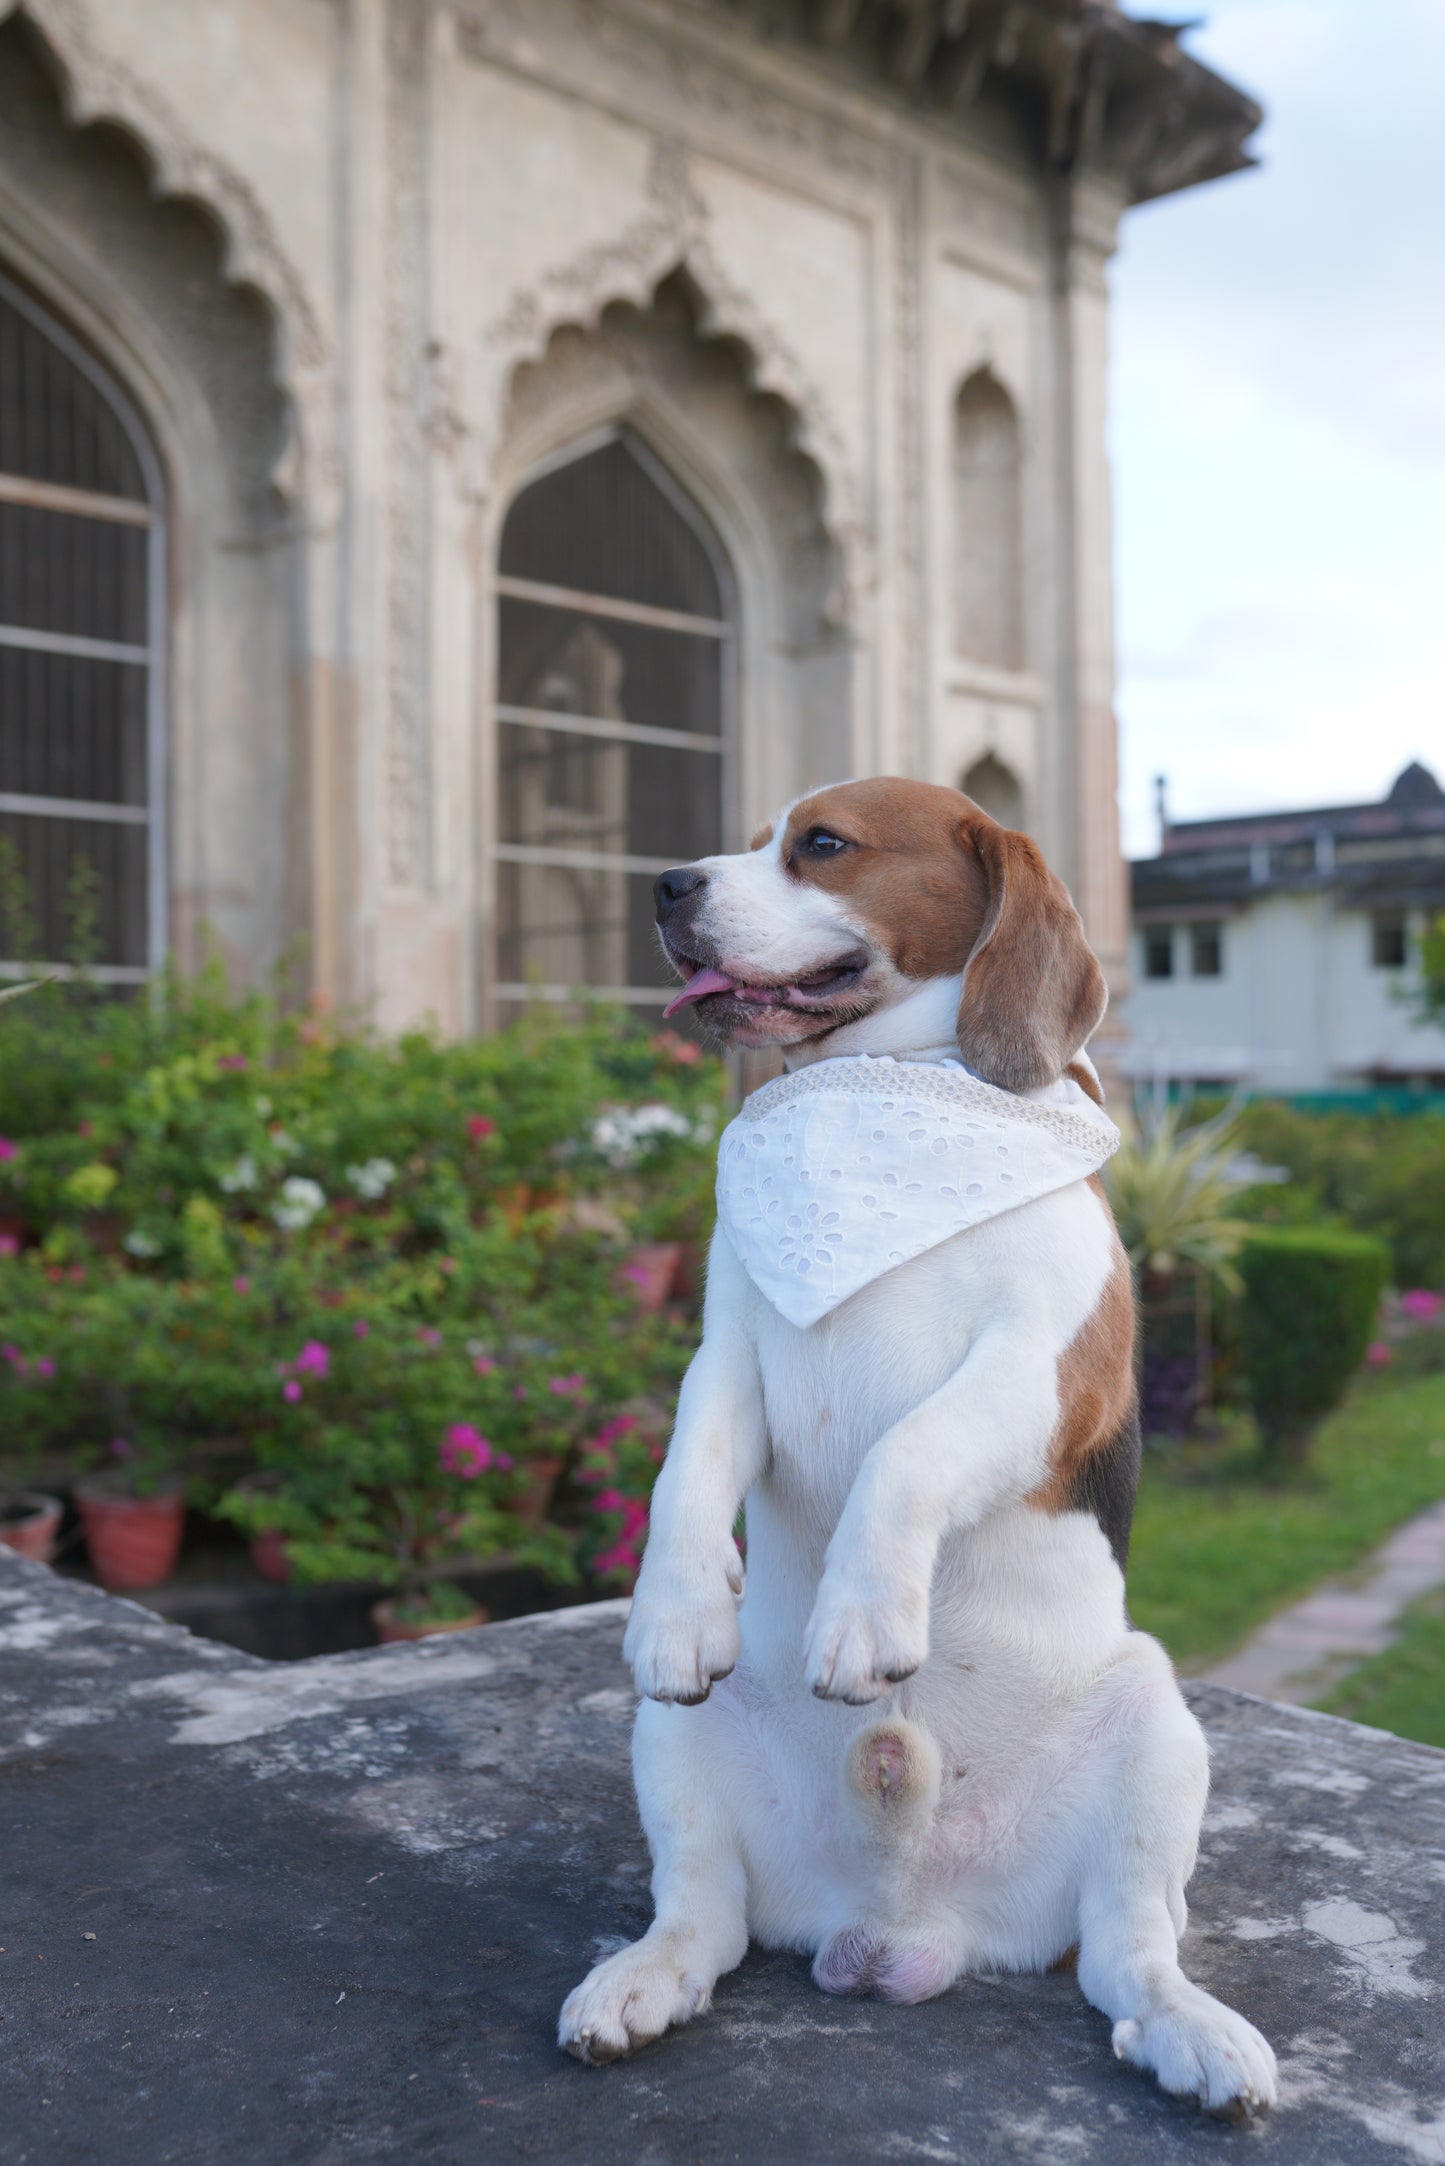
[2,1555,1442,2164]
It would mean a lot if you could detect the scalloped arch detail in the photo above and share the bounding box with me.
[484,144,867,577]
[12,0,330,490]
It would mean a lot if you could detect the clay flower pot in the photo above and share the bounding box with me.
[75,1484,185,1591]
[621,1242,683,1314]
[513,1455,565,1530]
[249,1528,293,1584]
[0,1490,64,1563]
[371,1597,490,1645]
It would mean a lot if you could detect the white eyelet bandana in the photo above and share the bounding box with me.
[716,1054,1120,1328]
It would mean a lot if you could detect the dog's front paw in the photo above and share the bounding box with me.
[624,1541,742,1704]
[1112,1983,1278,2116]
[803,1572,929,1705]
[559,1936,713,2065]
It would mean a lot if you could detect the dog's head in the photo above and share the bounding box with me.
[654,777,1107,1093]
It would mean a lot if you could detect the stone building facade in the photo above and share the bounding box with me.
[0,0,1257,1037]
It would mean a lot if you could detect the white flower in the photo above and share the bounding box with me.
[124,1230,161,1258]
[252,1095,273,1119]
[591,1102,694,1167]
[271,1176,326,1232]
[271,1128,301,1159]
[218,1153,259,1194]
[345,1156,396,1201]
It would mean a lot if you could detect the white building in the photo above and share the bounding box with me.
[0,0,1258,1040]
[1125,764,1445,1098]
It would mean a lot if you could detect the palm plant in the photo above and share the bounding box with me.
[1105,1102,1251,1292]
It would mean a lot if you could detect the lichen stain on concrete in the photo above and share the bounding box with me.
[577,1687,636,1716]
[1302,1899,1431,2000]
[1231,1916,1299,1941]
[1289,1827,1365,1862]
[137,1645,499,1745]
[1282,2035,1445,2162]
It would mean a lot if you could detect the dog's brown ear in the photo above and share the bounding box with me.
[954,816,1108,1092]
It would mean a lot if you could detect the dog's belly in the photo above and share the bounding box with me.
[716,1492,1141,1961]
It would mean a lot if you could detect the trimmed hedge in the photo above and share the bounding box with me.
[1239,1226,1390,1465]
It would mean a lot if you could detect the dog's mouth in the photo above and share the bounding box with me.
[661,950,870,1025]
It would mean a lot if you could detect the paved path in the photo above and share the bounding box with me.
[1195,1493,1445,1702]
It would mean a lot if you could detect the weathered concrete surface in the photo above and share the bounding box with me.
[2,1555,1443,2166]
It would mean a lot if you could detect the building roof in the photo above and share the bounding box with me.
[1133,762,1445,917]
[695,1,1263,203]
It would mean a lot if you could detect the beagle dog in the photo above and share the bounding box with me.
[559,778,1277,2116]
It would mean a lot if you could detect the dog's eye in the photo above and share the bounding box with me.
[798,829,851,859]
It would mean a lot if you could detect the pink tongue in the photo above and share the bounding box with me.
[662,967,736,1019]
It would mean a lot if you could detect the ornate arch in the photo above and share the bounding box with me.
[481,142,866,605]
[7,0,331,500]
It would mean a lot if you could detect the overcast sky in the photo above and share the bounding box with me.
[1109,0,1445,858]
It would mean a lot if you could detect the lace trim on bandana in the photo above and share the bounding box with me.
[735,1056,1116,1159]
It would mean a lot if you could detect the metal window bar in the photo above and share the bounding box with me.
[495,702,723,756]
[495,572,731,640]
[0,268,166,978]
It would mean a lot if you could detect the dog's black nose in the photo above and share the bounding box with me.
[654,866,707,923]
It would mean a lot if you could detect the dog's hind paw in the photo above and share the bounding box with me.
[1111,1984,1278,2115]
[559,1937,713,2065]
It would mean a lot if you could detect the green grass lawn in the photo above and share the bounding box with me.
[1317,1587,1445,1749]
[1126,1372,1445,1671]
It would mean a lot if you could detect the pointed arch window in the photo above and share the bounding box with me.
[493,431,734,1015]
[0,267,165,984]
[952,369,1023,671]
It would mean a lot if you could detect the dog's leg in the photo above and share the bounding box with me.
[625,1232,768,1704]
[1074,1679,1277,2117]
[559,1698,749,2064]
[804,1322,1058,1703]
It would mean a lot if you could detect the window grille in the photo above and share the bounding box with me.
[1143,927,1174,980]
[493,432,733,1016]
[1190,923,1223,978]
[0,268,164,985]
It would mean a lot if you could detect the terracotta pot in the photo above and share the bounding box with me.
[250,1528,293,1584]
[0,1490,64,1563]
[514,1455,564,1530]
[371,1597,490,1645]
[75,1485,185,1591]
[621,1242,683,1314]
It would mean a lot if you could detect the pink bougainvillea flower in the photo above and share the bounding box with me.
[438,1255,458,1276]
[496,1453,513,1471]
[472,1353,496,1376]
[592,1414,637,1451]
[69,1264,85,1283]
[547,1372,586,1399]
[34,1356,56,1380]
[418,1327,443,1349]
[513,1384,528,1401]
[465,1114,497,1140]
[1400,1289,1443,1323]
[0,1137,16,1162]
[1,1342,20,1367]
[1365,1341,1394,1368]
[283,1379,303,1403]
[218,1054,249,1071]
[0,1234,17,1258]
[110,1436,131,1459]
[650,1029,702,1067]
[353,1319,371,1338]
[294,1340,330,1380]
[233,1276,251,1296]
[440,1423,493,1478]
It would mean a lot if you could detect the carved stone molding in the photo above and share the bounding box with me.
[481,136,869,601]
[11,0,333,501]
[383,0,430,890]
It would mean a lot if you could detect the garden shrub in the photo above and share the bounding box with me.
[1238,1226,1391,1468]
[0,971,725,1590]
[1229,1101,1445,1292]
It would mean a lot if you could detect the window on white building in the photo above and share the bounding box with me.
[1191,923,1223,977]
[1371,913,1408,969]
[1143,926,1174,980]
[961,751,1024,830]
[0,268,164,985]
[952,370,1023,670]
[492,431,734,1018]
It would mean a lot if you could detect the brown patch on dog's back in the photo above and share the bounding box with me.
[1029,1197,1140,1569]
